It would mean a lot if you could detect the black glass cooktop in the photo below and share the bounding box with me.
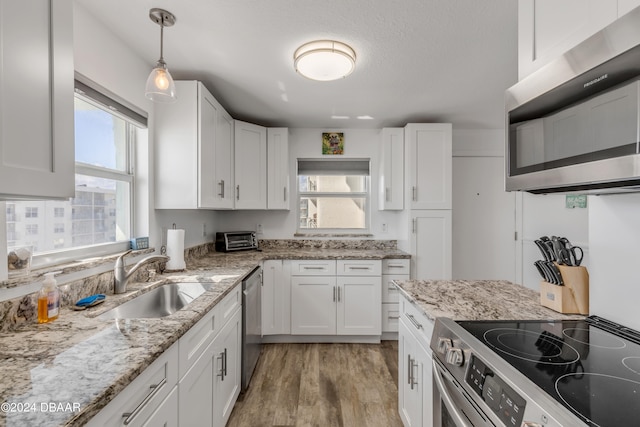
[458,316,640,427]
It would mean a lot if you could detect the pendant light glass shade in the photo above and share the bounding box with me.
[145,8,177,103]
[294,40,356,81]
[145,60,176,102]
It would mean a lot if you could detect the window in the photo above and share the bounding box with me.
[297,159,370,232]
[25,207,38,218]
[5,78,145,260]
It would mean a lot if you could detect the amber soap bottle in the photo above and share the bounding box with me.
[37,272,60,323]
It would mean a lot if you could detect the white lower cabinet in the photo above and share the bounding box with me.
[398,294,434,427]
[89,284,242,427]
[290,260,382,336]
[262,260,291,335]
[381,259,410,333]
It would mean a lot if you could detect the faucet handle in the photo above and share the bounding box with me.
[115,249,133,265]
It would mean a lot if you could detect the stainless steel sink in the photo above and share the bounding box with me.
[99,282,214,319]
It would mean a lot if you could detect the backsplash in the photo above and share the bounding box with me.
[258,239,398,250]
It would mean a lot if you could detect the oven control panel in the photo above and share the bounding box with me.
[466,355,527,427]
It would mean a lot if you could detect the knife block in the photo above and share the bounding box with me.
[540,264,589,315]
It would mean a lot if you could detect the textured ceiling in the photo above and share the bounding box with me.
[78,0,518,129]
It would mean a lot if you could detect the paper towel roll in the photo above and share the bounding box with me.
[166,229,186,271]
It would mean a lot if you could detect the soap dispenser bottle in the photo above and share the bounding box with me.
[38,272,60,323]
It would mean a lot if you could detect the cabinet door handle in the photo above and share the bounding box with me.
[412,186,417,201]
[218,180,225,198]
[407,314,423,330]
[284,186,287,202]
[217,351,225,380]
[385,187,389,202]
[410,358,419,390]
[338,286,341,302]
[223,348,228,379]
[407,355,412,385]
[333,286,336,302]
[122,378,167,425]
[412,218,417,234]
[236,185,240,201]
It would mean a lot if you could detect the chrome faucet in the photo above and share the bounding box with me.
[114,250,169,294]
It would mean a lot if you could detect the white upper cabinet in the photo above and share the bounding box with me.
[0,0,74,200]
[379,128,404,211]
[267,128,289,210]
[234,121,267,209]
[405,123,452,210]
[518,0,632,80]
[155,81,233,209]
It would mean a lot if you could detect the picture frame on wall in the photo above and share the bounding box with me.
[322,132,344,155]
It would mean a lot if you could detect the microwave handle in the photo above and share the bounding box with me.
[432,359,474,427]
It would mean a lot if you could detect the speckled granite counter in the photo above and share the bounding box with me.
[394,279,584,322]
[0,247,409,427]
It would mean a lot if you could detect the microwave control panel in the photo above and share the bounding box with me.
[466,355,526,427]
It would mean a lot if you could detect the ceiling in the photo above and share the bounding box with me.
[78,0,518,129]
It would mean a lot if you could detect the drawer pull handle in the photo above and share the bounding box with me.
[348,266,370,270]
[122,378,167,425]
[388,315,400,320]
[387,264,405,268]
[388,285,398,291]
[407,314,423,330]
[303,266,325,270]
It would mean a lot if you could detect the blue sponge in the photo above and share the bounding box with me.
[75,294,106,308]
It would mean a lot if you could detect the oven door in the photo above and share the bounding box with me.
[432,358,496,427]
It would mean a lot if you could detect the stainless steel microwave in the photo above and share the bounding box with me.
[506,7,640,194]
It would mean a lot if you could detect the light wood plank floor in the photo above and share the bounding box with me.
[227,342,402,427]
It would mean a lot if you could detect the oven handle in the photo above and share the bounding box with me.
[432,359,474,427]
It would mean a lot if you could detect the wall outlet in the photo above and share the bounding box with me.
[382,223,388,233]
[256,224,263,234]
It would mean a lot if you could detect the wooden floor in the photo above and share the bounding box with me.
[227,341,402,427]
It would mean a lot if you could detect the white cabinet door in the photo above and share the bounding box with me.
[262,260,291,335]
[234,120,267,209]
[212,104,234,209]
[336,276,381,336]
[291,276,337,335]
[411,210,452,280]
[398,319,423,427]
[518,0,617,79]
[267,128,290,210]
[406,123,452,210]
[178,342,215,427]
[156,81,229,209]
[379,128,404,210]
[0,0,74,200]
[213,308,242,426]
[419,342,433,426]
[198,88,220,208]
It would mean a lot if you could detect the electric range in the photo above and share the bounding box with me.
[431,316,640,427]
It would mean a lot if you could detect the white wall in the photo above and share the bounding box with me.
[216,128,405,239]
[74,3,218,250]
[589,194,640,330]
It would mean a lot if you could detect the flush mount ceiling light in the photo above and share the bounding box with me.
[145,8,177,103]
[294,40,356,81]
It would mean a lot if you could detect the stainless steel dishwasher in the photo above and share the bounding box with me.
[241,266,262,392]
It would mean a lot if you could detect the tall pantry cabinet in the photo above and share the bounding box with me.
[405,123,452,280]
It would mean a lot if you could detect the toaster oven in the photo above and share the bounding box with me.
[215,231,259,252]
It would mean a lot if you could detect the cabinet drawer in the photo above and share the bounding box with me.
[88,344,179,427]
[290,260,336,276]
[178,283,241,378]
[382,303,400,332]
[382,274,408,303]
[336,259,381,276]
[382,258,410,275]
[400,295,434,350]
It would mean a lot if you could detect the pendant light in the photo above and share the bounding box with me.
[294,40,356,81]
[145,8,177,102]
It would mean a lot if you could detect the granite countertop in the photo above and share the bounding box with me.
[394,279,584,322]
[0,247,408,427]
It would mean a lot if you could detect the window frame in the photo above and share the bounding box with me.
[296,163,371,234]
[26,93,137,269]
